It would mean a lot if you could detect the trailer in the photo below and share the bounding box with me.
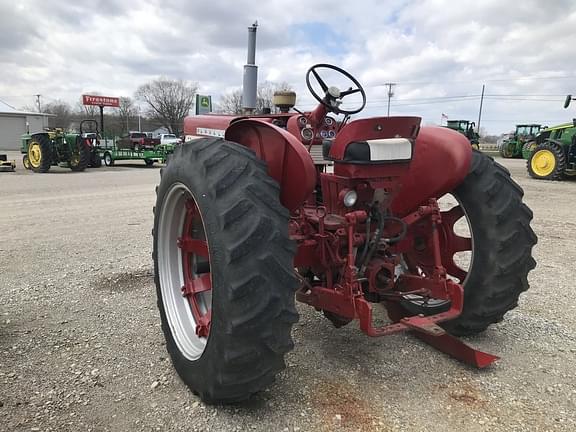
[100,145,173,167]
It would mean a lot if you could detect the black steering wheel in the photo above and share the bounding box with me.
[305,63,366,115]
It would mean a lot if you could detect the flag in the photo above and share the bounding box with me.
[441,113,448,119]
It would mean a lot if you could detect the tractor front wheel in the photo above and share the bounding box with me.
[521,141,536,160]
[153,137,298,404]
[499,141,514,158]
[527,141,566,180]
[400,151,537,335]
[22,155,31,170]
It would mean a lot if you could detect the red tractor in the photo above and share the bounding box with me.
[152,64,537,404]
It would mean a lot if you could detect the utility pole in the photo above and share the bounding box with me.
[34,94,42,112]
[477,84,485,134]
[385,83,396,116]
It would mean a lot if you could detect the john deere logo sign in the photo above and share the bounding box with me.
[195,94,212,115]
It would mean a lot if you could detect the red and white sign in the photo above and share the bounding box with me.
[82,94,120,107]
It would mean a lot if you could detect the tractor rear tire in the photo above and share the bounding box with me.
[153,137,298,404]
[398,151,537,336]
[527,141,566,180]
[70,137,90,172]
[28,134,52,173]
[443,151,537,335]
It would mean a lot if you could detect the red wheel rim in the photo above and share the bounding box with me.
[178,198,212,338]
[405,201,473,284]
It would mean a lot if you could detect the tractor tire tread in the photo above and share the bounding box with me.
[70,137,90,172]
[444,150,537,335]
[30,134,52,173]
[154,138,298,404]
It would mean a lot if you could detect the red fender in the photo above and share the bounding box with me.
[225,119,316,212]
[392,126,472,215]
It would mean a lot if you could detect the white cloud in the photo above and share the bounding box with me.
[1,0,575,133]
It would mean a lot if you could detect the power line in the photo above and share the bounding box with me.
[0,98,18,109]
[370,74,576,87]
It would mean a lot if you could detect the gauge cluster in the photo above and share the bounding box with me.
[298,115,338,142]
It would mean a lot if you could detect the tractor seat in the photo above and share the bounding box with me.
[323,138,413,164]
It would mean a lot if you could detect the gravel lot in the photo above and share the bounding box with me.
[1,151,575,432]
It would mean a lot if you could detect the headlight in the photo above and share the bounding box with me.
[341,189,358,207]
[301,128,314,141]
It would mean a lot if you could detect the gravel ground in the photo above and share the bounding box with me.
[0,151,575,432]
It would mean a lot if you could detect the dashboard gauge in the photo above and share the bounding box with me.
[324,117,335,126]
[320,130,328,139]
[301,128,314,141]
[298,116,308,127]
[328,130,336,138]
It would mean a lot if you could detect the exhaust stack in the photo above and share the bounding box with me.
[242,22,258,114]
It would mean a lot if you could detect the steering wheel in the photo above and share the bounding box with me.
[305,64,367,115]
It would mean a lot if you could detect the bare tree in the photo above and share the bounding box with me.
[44,100,73,129]
[256,81,293,113]
[118,96,137,133]
[76,93,100,118]
[135,77,197,135]
[218,81,294,115]
[217,89,243,114]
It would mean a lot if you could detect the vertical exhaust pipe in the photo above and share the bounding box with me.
[242,22,258,114]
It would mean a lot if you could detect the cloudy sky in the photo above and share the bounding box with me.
[1,0,575,134]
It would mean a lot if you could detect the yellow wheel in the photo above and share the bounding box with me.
[531,150,555,177]
[28,142,42,168]
[527,142,565,180]
[22,154,31,170]
[27,134,52,173]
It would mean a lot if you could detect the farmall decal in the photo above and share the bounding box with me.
[196,128,225,138]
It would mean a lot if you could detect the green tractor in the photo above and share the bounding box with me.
[21,128,90,173]
[526,95,576,180]
[445,120,480,149]
[499,124,542,159]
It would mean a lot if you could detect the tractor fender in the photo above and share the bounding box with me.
[392,126,473,215]
[225,119,316,212]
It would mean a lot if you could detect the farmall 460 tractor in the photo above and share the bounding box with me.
[152,64,537,404]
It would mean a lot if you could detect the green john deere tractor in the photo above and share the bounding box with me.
[21,129,90,173]
[445,120,480,149]
[499,124,542,159]
[526,95,576,180]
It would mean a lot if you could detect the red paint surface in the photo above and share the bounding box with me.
[225,119,316,212]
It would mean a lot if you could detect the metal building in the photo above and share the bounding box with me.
[0,100,52,150]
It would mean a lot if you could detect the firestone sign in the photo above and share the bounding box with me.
[82,94,120,107]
